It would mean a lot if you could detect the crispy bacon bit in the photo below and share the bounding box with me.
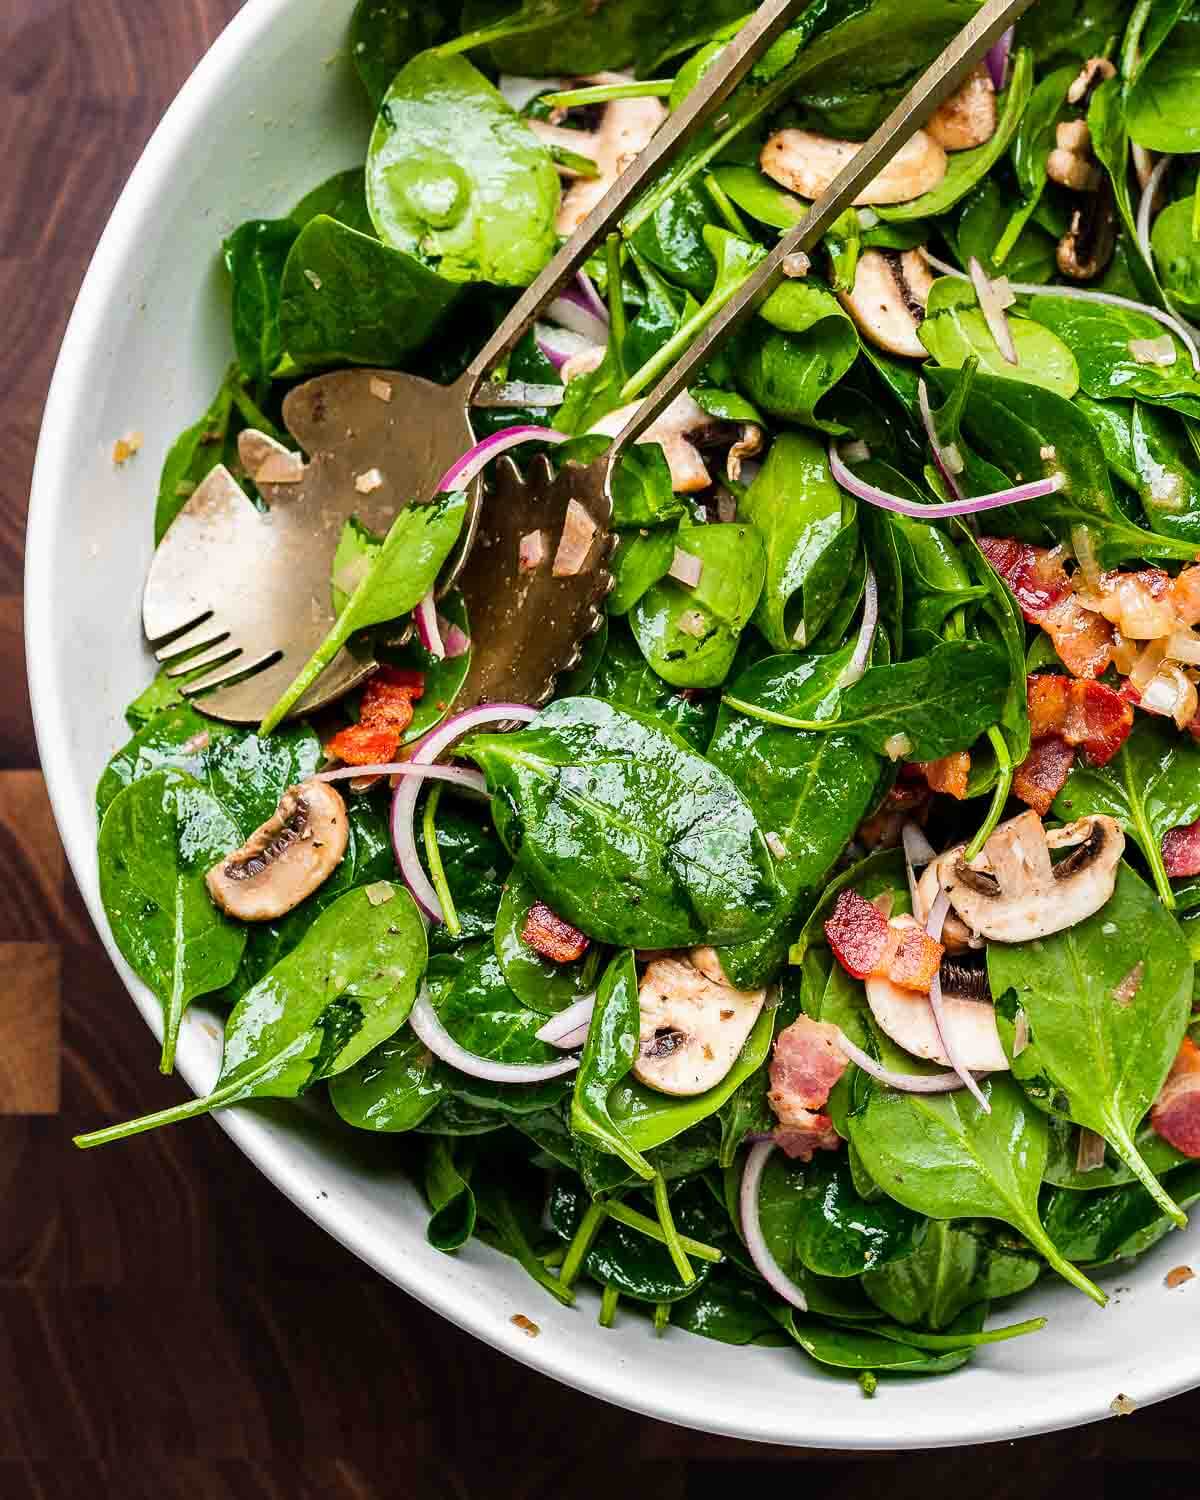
[1166,1266,1195,1289]
[324,667,425,766]
[824,889,944,993]
[1172,566,1200,627]
[1163,820,1200,878]
[916,751,970,800]
[552,499,598,578]
[1151,1037,1200,1158]
[112,430,144,465]
[521,900,590,964]
[768,1015,847,1162]
[857,776,931,850]
[981,537,1113,678]
[1026,674,1132,766]
[510,1314,540,1337]
[1013,735,1076,816]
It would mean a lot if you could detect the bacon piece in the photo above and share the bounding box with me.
[980,536,1113,678]
[1013,735,1076,816]
[768,1015,847,1162]
[1152,1038,1200,1158]
[1172,565,1200,627]
[521,900,589,963]
[1163,820,1200,878]
[824,889,944,993]
[856,775,931,850]
[916,751,970,800]
[325,667,425,766]
[1026,674,1132,766]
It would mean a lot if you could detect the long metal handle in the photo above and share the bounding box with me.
[606,0,1038,472]
[454,0,807,399]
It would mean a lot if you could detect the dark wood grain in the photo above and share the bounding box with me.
[5,0,1200,1493]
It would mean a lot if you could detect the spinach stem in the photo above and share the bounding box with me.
[605,233,628,379]
[1110,1119,1188,1228]
[1121,748,1176,910]
[1119,0,1152,82]
[858,1371,878,1398]
[653,1173,696,1286]
[722,693,830,732]
[74,1087,225,1148]
[229,381,284,441]
[619,266,752,402]
[423,784,462,938]
[598,1284,620,1328]
[605,1200,724,1263]
[559,1201,608,1291]
[653,1301,672,1336]
[964,726,1013,861]
[872,1316,1046,1350]
[703,172,751,239]
[549,144,601,180]
[541,81,674,108]
[1019,1217,1108,1307]
[541,1247,566,1269]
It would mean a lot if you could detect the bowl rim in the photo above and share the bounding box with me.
[26,0,1200,1448]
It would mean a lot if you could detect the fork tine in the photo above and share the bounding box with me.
[181,651,282,700]
[166,641,240,680]
[154,617,223,663]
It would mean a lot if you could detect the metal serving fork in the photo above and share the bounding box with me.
[144,0,1034,724]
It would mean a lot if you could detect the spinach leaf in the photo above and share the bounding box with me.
[926,367,1199,564]
[920,279,1079,398]
[990,65,1074,267]
[1127,12,1200,154]
[629,179,722,299]
[154,369,238,543]
[455,0,656,74]
[710,165,808,233]
[877,48,1033,223]
[758,1149,926,1280]
[861,1220,1040,1329]
[462,698,783,949]
[734,280,859,432]
[222,219,299,384]
[291,168,375,236]
[848,1067,1106,1305]
[1017,0,1129,68]
[956,520,1032,774]
[740,431,858,651]
[1028,293,1200,419]
[629,520,766,689]
[1129,401,1200,542]
[571,950,654,1181]
[367,54,558,286]
[424,1138,478,1251]
[260,491,468,733]
[1075,393,1139,489]
[669,1269,789,1347]
[330,1023,445,1132]
[97,703,321,836]
[1087,76,1161,303]
[989,865,1193,1229]
[350,0,451,108]
[76,883,427,1147]
[278,216,462,370]
[494,866,593,1015]
[957,180,1056,284]
[590,618,717,751]
[1043,1163,1200,1265]
[777,1310,977,1375]
[1152,195,1200,320]
[1044,1114,1187,1191]
[707,645,881,988]
[98,771,246,1074]
[1053,716,1200,909]
[608,528,675,616]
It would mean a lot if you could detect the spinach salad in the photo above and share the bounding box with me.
[81,0,1200,1389]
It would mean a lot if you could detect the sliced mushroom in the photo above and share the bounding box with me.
[633,950,766,1097]
[866,928,1008,1072]
[915,861,980,953]
[1057,181,1116,281]
[761,128,946,206]
[590,392,743,493]
[1047,120,1099,191]
[1066,56,1116,107]
[927,64,997,152]
[937,809,1124,944]
[206,779,349,921]
[540,79,667,236]
[837,248,934,358]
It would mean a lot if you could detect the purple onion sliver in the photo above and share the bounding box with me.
[985,25,1013,91]
[902,820,937,919]
[829,442,1059,518]
[535,994,597,1045]
[739,1141,809,1314]
[441,620,471,659]
[410,990,580,1084]
[318,763,488,794]
[547,293,609,346]
[575,268,610,326]
[1136,155,1169,271]
[436,426,569,495]
[840,564,878,688]
[835,1030,973,1094]
[926,890,991,1112]
[415,589,445,660]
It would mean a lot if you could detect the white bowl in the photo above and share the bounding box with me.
[27,0,1198,1446]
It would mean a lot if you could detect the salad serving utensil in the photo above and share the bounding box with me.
[144,0,1035,725]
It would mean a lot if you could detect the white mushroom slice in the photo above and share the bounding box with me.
[590,392,716,493]
[937,809,1124,944]
[837,249,934,358]
[915,862,979,952]
[206,779,349,922]
[760,128,946,206]
[927,65,996,152]
[556,81,667,235]
[866,922,1008,1072]
[633,952,766,1097]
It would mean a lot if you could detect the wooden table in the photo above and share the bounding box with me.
[3,3,1198,1493]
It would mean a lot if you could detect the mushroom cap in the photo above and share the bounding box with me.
[938,810,1124,944]
[760,128,946,207]
[589,392,719,493]
[915,861,980,952]
[926,64,997,152]
[633,951,766,1097]
[555,85,668,235]
[837,249,933,359]
[206,779,349,922]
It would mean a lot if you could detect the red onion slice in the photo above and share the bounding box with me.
[575,269,609,327]
[830,442,1060,518]
[414,588,445,660]
[922,249,1200,375]
[535,321,598,371]
[318,763,488,794]
[535,994,597,1046]
[835,1030,974,1093]
[547,289,609,346]
[985,25,1013,91]
[926,888,991,1112]
[437,426,569,495]
[410,988,580,1084]
[439,618,471,658]
[739,1141,809,1313]
[839,564,878,688]
[392,703,541,923]
[1136,156,1168,272]
[902,820,937,919]
[969,256,1018,366]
